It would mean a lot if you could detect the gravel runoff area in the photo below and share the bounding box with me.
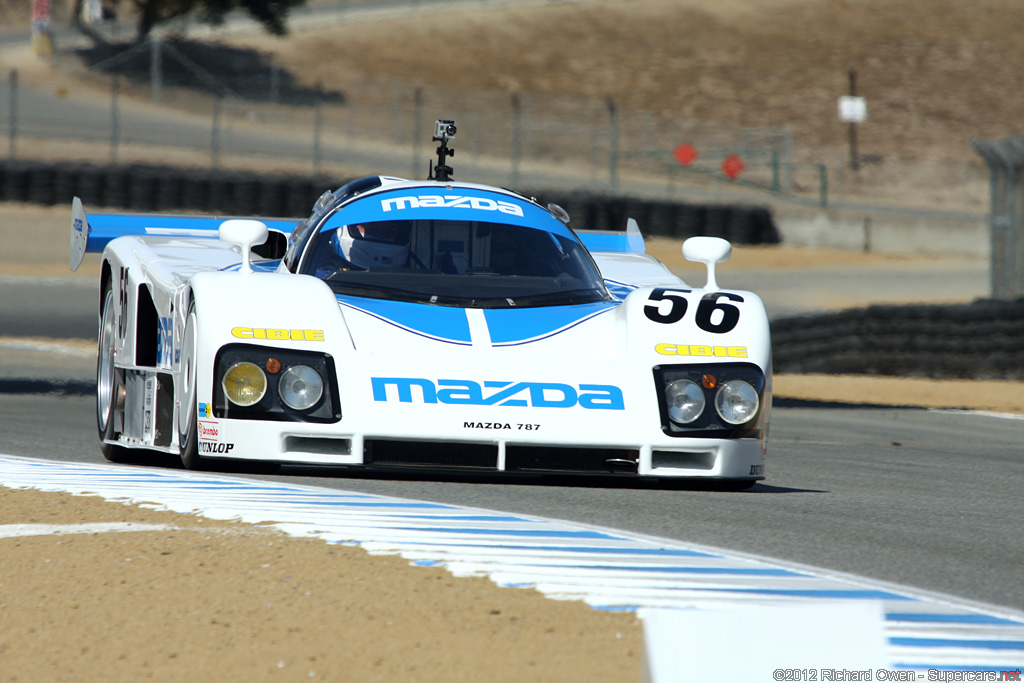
[1,201,1022,681]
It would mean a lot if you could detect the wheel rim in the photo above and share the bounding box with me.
[178,309,197,439]
[97,288,116,432]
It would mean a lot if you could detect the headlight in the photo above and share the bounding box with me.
[278,364,324,410]
[715,380,759,424]
[222,361,267,407]
[665,379,705,424]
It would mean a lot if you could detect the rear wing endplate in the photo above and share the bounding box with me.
[575,218,646,255]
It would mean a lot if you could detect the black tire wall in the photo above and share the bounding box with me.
[772,299,1024,380]
[25,160,1022,380]
[0,160,780,245]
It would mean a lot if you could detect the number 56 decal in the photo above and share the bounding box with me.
[643,288,743,334]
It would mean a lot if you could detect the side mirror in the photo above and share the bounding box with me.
[682,236,732,292]
[219,219,269,274]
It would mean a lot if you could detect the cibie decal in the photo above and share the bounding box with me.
[198,402,213,419]
[231,327,325,342]
[655,344,748,358]
[380,195,524,217]
[371,378,624,410]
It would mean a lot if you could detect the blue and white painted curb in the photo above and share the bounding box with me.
[2,454,1022,679]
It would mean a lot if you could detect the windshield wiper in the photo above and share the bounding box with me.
[327,282,418,300]
[501,289,608,307]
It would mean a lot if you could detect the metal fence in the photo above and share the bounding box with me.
[1,34,809,202]
[973,135,1024,299]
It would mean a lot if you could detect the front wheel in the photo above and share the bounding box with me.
[177,302,204,470]
[97,285,131,463]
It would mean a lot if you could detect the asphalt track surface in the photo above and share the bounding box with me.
[2,390,1022,615]
[0,262,1020,617]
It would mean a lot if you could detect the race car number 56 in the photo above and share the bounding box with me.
[643,288,743,334]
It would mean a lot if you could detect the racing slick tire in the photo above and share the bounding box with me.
[97,284,132,463]
[177,301,205,470]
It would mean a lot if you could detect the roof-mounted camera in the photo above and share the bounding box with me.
[434,119,457,141]
[429,119,457,182]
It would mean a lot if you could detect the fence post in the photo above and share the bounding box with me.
[818,164,828,209]
[313,82,323,177]
[110,75,120,164]
[8,69,17,160]
[511,93,521,189]
[150,38,162,102]
[269,59,279,108]
[607,96,618,190]
[211,94,221,168]
[411,87,423,178]
[783,126,795,192]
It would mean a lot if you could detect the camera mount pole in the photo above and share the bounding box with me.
[430,136,454,181]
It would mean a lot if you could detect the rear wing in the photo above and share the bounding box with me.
[70,196,301,271]
[575,218,646,255]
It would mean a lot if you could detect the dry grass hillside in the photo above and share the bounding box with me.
[246,0,1024,160]
[5,0,1024,206]
[230,0,1024,208]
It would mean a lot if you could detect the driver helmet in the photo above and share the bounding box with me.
[332,221,410,269]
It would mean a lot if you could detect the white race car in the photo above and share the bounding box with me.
[70,126,771,487]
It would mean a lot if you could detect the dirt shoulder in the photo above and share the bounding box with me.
[0,486,643,682]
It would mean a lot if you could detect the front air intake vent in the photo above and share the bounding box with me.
[364,440,497,469]
[505,446,639,474]
[651,450,716,471]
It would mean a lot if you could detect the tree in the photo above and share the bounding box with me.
[72,0,307,43]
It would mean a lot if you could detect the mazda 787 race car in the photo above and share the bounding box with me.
[69,132,771,488]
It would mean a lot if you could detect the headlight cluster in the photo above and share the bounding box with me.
[655,363,765,438]
[215,345,339,423]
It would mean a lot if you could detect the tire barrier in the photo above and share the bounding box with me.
[527,189,780,244]
[772,298,1024,380]
[0,161,780,244]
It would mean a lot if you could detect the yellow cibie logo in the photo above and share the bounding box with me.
[655,343,747,358]
[231,327,325,342]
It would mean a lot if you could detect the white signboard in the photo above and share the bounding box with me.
[838,96,867,123]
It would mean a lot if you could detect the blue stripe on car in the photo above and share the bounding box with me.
[84,214,298,252]
[336,295,473,345]
[483,302,618,346]
[337,296,618,347]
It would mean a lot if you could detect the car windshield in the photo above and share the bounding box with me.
[300,217,610,308]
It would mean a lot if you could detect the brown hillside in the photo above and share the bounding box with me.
[237,0,1024,164]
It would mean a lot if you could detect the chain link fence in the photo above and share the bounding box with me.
[1,34,808,202]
